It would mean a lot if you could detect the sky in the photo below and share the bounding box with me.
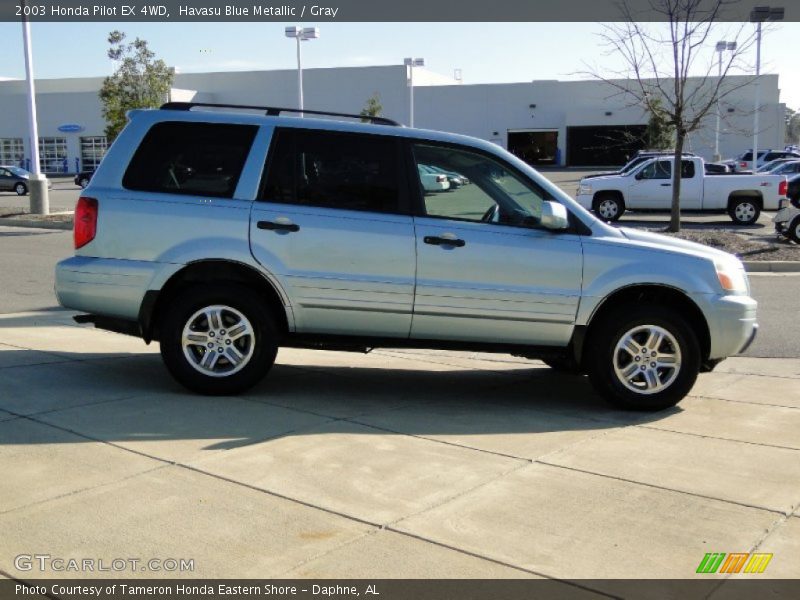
[0,21,798,109]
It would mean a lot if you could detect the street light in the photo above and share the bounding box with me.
[404,57,424,127]
[750,6,784,168]
[285,26,319,115]
[713,41,737,161]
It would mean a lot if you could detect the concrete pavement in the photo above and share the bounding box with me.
[0,310,798,592]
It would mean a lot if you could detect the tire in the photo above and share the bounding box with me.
[592,193,625,221]
[789,216,800,244]
[159,284,279,395]
[728,197,761,225]
[14,182,27,196]
[79,177,90,188]
[586,305,700,411]
[542,356,581,374]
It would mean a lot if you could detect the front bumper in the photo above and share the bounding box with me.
[701,294,759,359]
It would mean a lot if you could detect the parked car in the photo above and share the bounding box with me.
[0,165,52,195]
[576,156,787,224]
[758,160,800,177]
[417,164,450,192]
[733,149,800,172]
[75,171,94,188]
[773,198,800,242]
[785,172,800,206]
[55,102,759,411]
[426,165,469,188]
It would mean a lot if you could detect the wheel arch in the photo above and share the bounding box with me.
[575,284,710,367]
[727,190,763,207]
[139,260,290,343]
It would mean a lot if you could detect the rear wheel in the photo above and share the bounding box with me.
[789,216,800,244]
[79,177,90,188]
[586,305,700,411]
[593,193,624,221]
[728,197,761,225]
[159,285,278,395]
[14,182,27,196]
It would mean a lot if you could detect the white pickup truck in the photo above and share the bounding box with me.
[576,156,787,224]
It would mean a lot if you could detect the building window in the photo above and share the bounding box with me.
[0,138,24,167]
[80,136,108,172]
[39,137,68,173]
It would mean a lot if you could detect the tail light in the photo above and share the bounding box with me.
[740,161,747,168]
[74,197,98,249]
[779,178,788,197]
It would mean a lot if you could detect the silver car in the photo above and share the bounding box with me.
[55,103,758,411]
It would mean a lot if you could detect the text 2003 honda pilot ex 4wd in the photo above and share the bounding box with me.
[55,103,758,411]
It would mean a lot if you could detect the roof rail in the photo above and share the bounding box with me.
[159,102,402,126]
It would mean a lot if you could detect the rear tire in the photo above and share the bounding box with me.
[14,182,27,196]
[592,193,625,221]
[586,305,700,411]
[79,177,90,188]
[159,285,278,395]
[789,216,800,244]
[728,197,761,225]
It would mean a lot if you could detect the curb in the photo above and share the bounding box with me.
[743,261,800,273]
[0,218,72,231]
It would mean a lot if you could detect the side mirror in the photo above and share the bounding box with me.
[540,201,569,231]
[634,171,644,180]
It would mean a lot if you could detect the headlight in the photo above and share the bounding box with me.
[578,182,592,195]
[715,259,748,294]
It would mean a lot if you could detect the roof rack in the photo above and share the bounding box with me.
[160,102,402,126]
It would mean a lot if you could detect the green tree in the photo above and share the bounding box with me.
[99,31,174,142]
[644,97,675,150]
[360,92,383,122]
[785,107,800,145]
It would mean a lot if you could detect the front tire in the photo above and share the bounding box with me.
[789,216,800,244]
[728,197,761,225]
[586,305,700,411]
[592,193,625,221]
[159,285,278,395]
[14,182,27,196]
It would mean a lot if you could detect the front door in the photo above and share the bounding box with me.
[250,127,416,337]
[408,142,583,346]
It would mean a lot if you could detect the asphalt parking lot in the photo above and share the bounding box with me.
[0,174,798,592]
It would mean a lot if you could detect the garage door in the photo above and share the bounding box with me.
[566,125,647,167]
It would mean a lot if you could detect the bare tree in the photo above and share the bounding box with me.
[589,0,758,232]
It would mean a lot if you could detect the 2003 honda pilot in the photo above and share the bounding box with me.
[55,103,758,411]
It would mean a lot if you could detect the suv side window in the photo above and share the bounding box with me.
[122,121,258,198]
[411,142,552,227]
[262,128,401,214]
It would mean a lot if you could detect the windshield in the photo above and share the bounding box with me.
[7,167,29,177]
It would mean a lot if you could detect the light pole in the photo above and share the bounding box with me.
[285,26,319,115]
[404,57,424,127]
[750,6,784,169]
[20,3,48,214]
[713,41,736,161]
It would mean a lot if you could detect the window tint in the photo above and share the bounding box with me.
[412,143,551,227]
[123,122,258,198]
[640,160,671,179]
[262,128,400,214]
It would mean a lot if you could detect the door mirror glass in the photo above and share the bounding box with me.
[540,201,569,230]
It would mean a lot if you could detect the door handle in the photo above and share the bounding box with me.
[660,183,671,187]
[257,220,300,232]
[424,235,465,247]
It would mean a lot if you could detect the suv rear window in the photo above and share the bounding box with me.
[261,128,401,214]
[122,122,258,198]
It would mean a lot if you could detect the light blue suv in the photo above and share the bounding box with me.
[55,103,758,410]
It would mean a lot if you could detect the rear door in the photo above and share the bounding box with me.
[250,128,416,337]
[408,141,583,346]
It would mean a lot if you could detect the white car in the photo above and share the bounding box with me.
[417,164,450,192]
[576,156,787,224]
[733,149,800,172]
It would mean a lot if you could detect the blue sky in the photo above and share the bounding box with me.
[1,21,798,108]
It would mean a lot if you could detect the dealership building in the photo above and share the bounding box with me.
[0,64,785,173]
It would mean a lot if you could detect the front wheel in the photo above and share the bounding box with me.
[788,216,800,244]
[592,194,624,221]
[159,285,278,395]
[587,306,700,411]
[728,197,761,225]
[14,182,27,196]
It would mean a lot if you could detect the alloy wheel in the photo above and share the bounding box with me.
[181,305,255,377]
[612,325,682,395]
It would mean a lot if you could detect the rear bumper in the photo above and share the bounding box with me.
[55,256,157,321]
